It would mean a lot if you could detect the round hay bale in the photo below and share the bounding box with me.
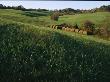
[55,25,58,29]
[69,29,73,32]
[83,31,87,35]
[66,27,70,31]
[64,28,67,31]
[62,27,65,30]
[50,25,54,28]
[52,25,55,29]
[71,28,75,32]
[54,25,58,29]
[68,28,72,31]
[75,29,79,33]
[79,30,83,34]
[65,27,69,31]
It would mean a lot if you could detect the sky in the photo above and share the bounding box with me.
[0,1,110,10]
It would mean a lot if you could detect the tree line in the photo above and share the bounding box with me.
[0,4,110,13]
[0,4,49,11]
[54,5,110,15]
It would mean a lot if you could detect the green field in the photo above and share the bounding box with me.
[40,12,110,27]
[0,9,110,81]
[0,9,110,27]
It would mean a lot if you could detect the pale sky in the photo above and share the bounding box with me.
[0,1,110,10]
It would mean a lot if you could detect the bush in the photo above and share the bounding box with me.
[97,19,110,40]
[0,4,4,8]
[73,24,79,29]
[83,20,95,34]
[99,27,109,38]
[51,13,59,21]
[60,23,69,28]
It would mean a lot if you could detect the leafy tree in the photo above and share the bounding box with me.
[16,5,25,10]
[0,4,4,9]
[51,13,59,21]
[83,20,95,34]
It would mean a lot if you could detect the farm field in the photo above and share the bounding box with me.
[40,12,110,27]
[0,9,110,28]
[0,8,110,82]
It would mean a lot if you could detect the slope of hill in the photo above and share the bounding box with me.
[41,12,110,27]
[0,9,110,82]
[0,9,110,28]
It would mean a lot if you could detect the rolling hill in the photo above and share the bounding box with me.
[0,9,110,82]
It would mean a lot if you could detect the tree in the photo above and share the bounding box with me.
[0,4,4,9]
[98,19,110,39]
[83,20,95,34]
[51,12,59,21]
[16,5,25,10]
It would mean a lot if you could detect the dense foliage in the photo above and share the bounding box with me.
[96,18,110,40]
[83,20,95,34]
[51,13,59,21]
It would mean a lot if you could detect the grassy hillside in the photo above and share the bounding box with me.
[40,12,110,27]
[0,9,110,28]
[0,9,48,26]
[23,10,52,17]
[0,9,110,82]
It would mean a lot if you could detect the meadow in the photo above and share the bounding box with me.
[0,9,110,82]
[0,9,110,28]
[39,12,110,27]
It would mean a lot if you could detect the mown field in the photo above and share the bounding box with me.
[0,9,110,82]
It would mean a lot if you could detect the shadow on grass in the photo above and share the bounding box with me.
[0,23,110,82]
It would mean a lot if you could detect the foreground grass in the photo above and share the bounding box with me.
[0,18,110,82]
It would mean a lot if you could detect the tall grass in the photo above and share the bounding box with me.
[0,19,110,82]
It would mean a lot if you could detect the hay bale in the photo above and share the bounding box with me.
[53,25,58,29]
[83,31,87,35]
[65,28,68,31]
[79,30,83,34]
[62,27,65,30]
[52,25,56,29]
[64,28,67,31]
[75,29,79,33]
[65,27,69,31]
[50,25,54,28]
[70,28,75,32]
[69,28,73,32]
[69,28,72,31]
[55,25,58,29]
[66,27,71,31]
